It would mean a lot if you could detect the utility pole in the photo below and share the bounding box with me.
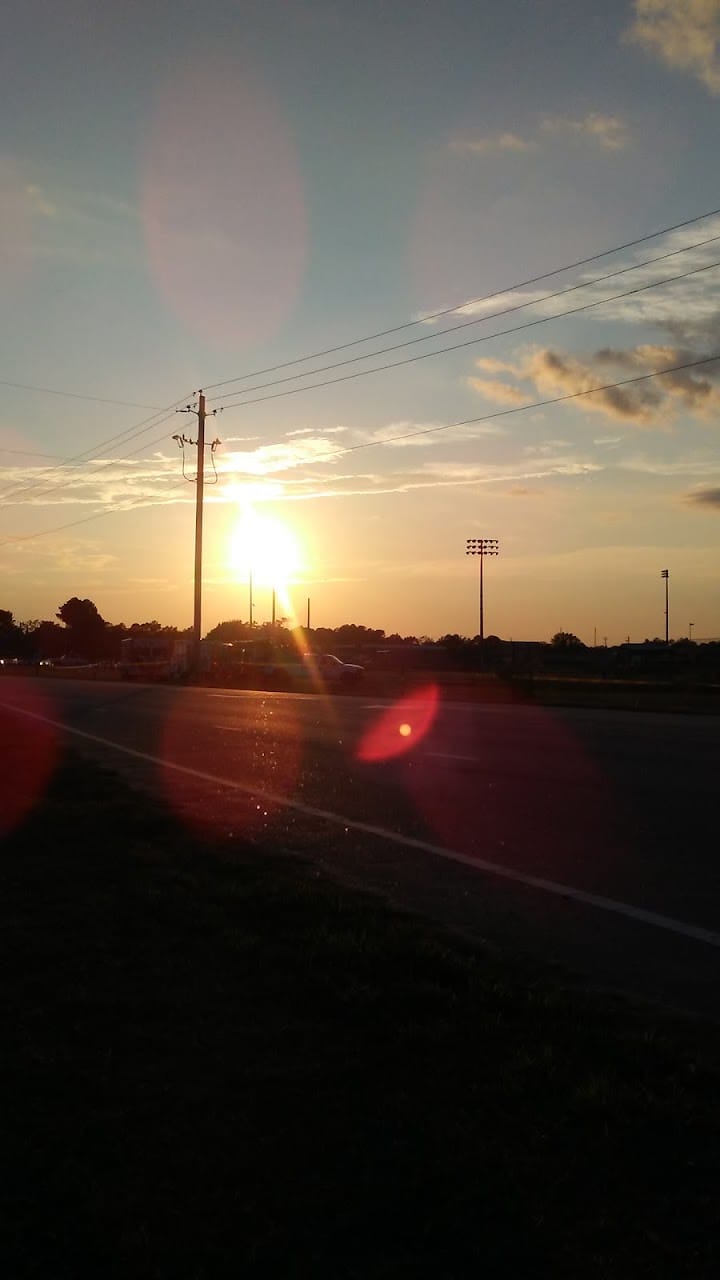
[661,569,669,644]
[174,392,220,677]
[271,588,276,627]
[306,597,311,630]
[193,391,206,671]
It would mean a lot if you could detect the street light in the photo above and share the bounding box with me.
[689,621,694,642]
[466,538,499,641]
[660,569,669,644]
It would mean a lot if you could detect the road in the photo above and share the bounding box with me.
[2,675,719,1016]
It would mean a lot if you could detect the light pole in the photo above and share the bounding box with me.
[466,538,499,642]
[689,621,694,642]
[661,568,669,644]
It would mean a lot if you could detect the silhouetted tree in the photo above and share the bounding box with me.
[205,620,253,644]
[551,631,585,649]
[56,598,111,659]
[27,620,66,660]
[0,610,28,657]
[127,620,175,634]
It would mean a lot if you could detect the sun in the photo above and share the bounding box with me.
[228,506,301,588]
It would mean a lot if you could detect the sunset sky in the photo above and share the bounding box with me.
[1,0,719,643]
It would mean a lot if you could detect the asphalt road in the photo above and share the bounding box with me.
[2,676,719,1016]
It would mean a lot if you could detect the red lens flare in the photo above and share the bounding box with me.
[0,683,59,837]
[402,706,624,886]
[357,684,440,763]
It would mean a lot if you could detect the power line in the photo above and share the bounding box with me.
[0,409,177,507]
[203,203,720,393]
[0,431,192,544]
[1,419,196,519]
[209,233,720,405]
[250,350,720,464]
[0,378,163,409]
[213,256,720,413]
[4,209,719,509]
[0,412,181,511]
[0,506,151,545]
[0,399,190,507]
[5,350,719,545]
[4,249,718,515]
[0,447,67,460]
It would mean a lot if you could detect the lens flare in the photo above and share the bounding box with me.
[141,54,307,351]
[357,684,439,762]
[0,156,36,288]
[0,683,58,837]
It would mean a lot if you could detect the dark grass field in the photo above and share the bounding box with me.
[1,732,719,1277]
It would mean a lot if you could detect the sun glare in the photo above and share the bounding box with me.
[229,507,301,588]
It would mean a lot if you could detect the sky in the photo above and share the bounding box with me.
[1,0,720,644]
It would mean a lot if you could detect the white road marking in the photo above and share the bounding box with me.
[4,699,720,949]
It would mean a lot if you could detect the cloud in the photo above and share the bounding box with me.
[683,485,720,507]
[620,453,720,476]
[0,157,140,270]
[423,207,720,336]
[448,132,535,156]
[471,342,720,426]
[218,435,345,476]
[625,0,720,94]
[466,377,527,405]
[285,425,347,438]
[0,453,190,514]
[448,114,629,163]
[541,113,629,150]
[24,183,57,218]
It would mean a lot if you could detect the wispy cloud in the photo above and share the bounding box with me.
[0,154,140,269]
[541,112,629,150]
[285,425,347,438]
[1,421,494,518]
[449,111,629,161]
[0,454,188,514]
[619,453,720,476]
[420,211,720,334]
[466,377,529,406]
[448,131,535,156]
[625,0,720,94]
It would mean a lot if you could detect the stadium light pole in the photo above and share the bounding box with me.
[466,538,499,642]
[661,569,669,644]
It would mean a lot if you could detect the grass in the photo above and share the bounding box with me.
[1,739,719,1278]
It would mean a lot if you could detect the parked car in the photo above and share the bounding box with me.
[261,652,364,691]
[302,653,364,687]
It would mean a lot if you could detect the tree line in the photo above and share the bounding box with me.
[1,601,716,666]
[0,600,424,663]
[0,600,185,663]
